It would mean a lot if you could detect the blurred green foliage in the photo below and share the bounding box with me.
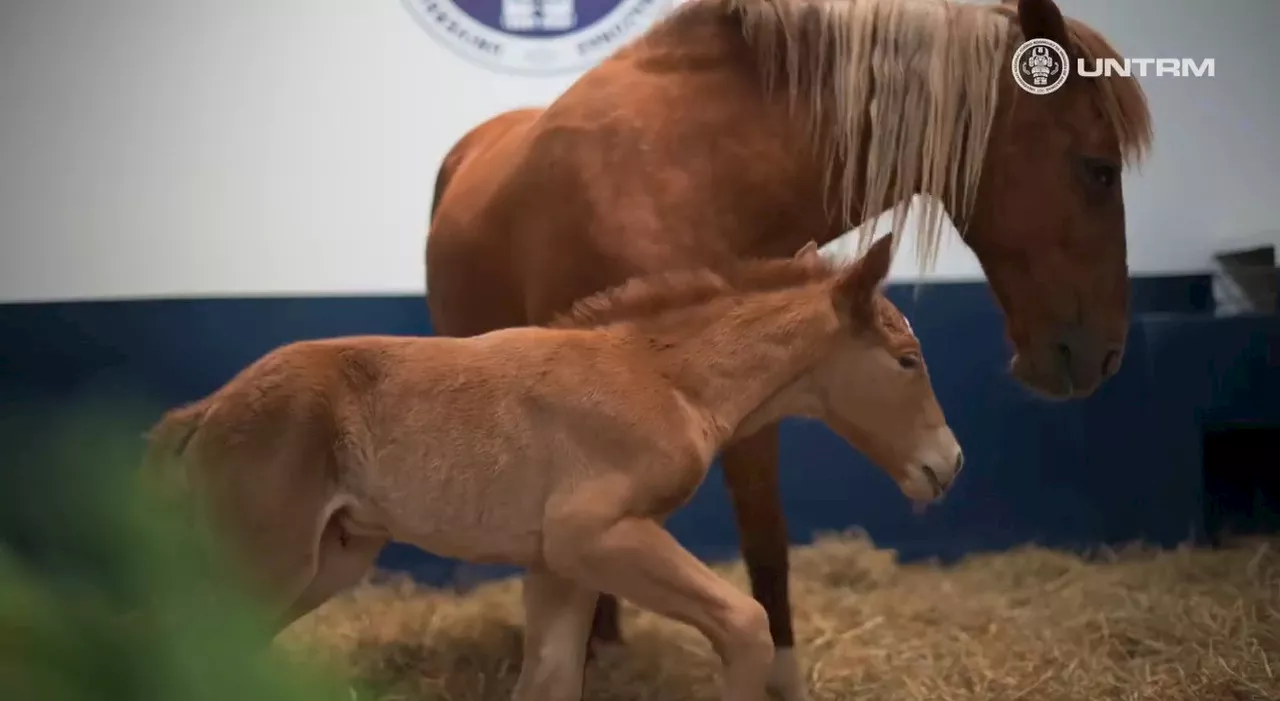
[0,403,353,701]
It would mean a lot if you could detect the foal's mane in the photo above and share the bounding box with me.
[549,256,837,330]
[673,0,1153,270]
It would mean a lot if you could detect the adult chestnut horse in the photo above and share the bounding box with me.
[426,0,1151,698]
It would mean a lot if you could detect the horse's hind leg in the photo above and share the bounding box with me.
[511,568,598,701]
[274,510,387,633]
[586,596,622,657]
[721,424,808,701]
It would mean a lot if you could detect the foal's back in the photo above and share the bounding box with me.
[169,329,693,565]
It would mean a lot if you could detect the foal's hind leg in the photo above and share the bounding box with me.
[546,516,774,701]
[511,568,598,701]
[210,496,326,626]
[274,511,387,633]
[722,424,808,701]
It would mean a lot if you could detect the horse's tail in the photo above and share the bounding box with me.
[430,159,450,220]
[429,107,543,221]
[430,142,467,222]
[140,400,211,498]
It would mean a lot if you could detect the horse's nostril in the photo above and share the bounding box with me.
[1101,348,1122,377]
[921,465,945,496]
[954,451,965,475]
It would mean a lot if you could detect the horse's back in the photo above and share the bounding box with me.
[426,13,834,335]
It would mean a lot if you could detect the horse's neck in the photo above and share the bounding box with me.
[643,291,838,439]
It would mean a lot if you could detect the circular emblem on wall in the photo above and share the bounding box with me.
[403,0,674,76]
[1011,37,1070,95]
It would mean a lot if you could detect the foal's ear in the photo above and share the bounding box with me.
[1017,0,1068,46]
[834,233,894,316]
[794,240,820,262]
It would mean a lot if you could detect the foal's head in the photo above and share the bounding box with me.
[791,236,963,504]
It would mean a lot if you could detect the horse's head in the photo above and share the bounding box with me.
[796,236,964,505]
[968,0,1151,399]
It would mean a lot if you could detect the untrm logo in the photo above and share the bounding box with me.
[1011,38,1069,95]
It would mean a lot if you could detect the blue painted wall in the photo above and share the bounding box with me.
[3,274,1277,587]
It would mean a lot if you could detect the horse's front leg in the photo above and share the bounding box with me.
[721,423,809,701]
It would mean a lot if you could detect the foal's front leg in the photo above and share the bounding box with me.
[546,516,774,701]
[512,568,599,701]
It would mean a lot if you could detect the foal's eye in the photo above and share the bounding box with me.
[1079,156,1119,190]
[897,353,921,370]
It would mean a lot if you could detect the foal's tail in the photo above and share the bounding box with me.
[140,400,211,497]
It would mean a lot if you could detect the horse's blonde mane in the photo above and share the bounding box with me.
[706,0,1153,271]
[549,256,837,329]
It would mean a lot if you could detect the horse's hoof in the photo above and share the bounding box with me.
[766,647,811,701]
[587,637,627,663]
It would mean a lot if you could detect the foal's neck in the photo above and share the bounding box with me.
[641,288,838,442]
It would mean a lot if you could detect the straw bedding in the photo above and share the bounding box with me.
[280,533,1280,701]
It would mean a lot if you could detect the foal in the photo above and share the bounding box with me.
[144,233,962,701]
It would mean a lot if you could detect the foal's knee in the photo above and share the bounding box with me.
[720,599,774,664]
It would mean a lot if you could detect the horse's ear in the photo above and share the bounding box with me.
[1017,0,1068,46]
[794,240,820,262]
[834,233,894,316]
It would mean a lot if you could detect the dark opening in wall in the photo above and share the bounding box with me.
[1202,424,1280,546]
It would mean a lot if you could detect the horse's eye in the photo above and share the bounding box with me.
[898,353,921,370]
[1079,156,1119,190]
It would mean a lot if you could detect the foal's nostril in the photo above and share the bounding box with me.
[953,451,965,476]
[1101,348,1122,377]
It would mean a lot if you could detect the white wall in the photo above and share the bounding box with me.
[0,0,1276,303]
